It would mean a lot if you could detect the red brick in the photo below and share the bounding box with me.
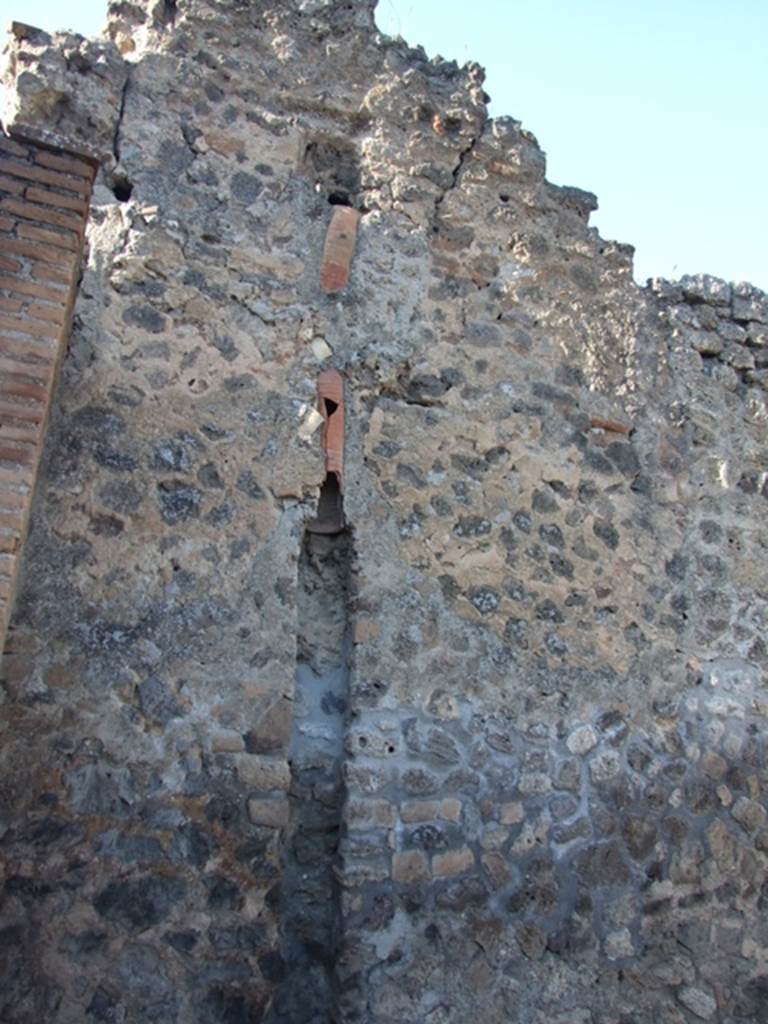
[0,462,35,486]
[0,142,88,641]
[35,149,94,180]
[0,356,50,383]
[0,334,56,362]
[0,400,45,424]
[27,302,65,326]
[0,532,21,556]
[0,444,35,466]
[0,274,67,303]
[0,533,21,555]
[0,374,48,402]
[0,175,25,196]
[24,186,89,215]
[0,236,78,267]
[0,541,20,565]
[0,536,20,561]
[30,262,74,287]
[0,382,45,407]
[0,525,23,551]
[0,137,30,159]
[0,510,24,532]
[0,486,29,511]
[0,157,90,196]
[0,312,60,340]
[16,223,79,253]
[0,419,41,445]
[0,197,83,235]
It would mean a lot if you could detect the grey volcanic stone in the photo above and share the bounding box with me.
[94,877,186,932]
[157,481,202,524]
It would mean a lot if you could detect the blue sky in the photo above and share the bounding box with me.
[2,0,766,289]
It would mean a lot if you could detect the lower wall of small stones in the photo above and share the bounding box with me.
[2,560,766,1024]
[335,656,768,1023]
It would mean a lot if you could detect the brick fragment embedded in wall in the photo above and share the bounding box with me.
[320,206,361,293]
[0,130,94,654]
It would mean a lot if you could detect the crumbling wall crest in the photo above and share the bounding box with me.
[1,21,128,164]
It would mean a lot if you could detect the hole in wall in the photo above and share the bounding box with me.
[309,474,344,536]
[305,139,360,207]
[111,173,134,202]
[443,116,462,133]
[156,0,177,26]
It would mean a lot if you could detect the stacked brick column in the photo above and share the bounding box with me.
[0,131,94,651]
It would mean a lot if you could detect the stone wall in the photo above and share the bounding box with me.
[0,2,766,1022]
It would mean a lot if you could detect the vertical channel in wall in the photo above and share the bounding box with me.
[270,526,352,1023]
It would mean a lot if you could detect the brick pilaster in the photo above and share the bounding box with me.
[0,130,94,652]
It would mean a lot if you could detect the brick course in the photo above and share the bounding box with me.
[0,129,93,650]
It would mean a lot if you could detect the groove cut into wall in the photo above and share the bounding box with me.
[270,528,353,1023]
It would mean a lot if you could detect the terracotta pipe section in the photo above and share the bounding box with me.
[320,206,360,293]
[319,368,344,490]
[0,130,94,656]
[307,369,345,535]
